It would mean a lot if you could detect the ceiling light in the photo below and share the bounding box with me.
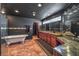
[1,8,5,14]
[33,13,36,16]
[15,10,19,13]
[1,10,5,14]
[38,3,42,7]
[32,11,36,16]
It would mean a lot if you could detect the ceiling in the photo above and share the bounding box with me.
[1,3,71,20]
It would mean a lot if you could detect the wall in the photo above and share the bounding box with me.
[1,15,8,37]
[0,14,8,44]
[7,15,41,35]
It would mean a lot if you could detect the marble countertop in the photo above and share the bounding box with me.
[39,31,79,56]
[56,36,79,56]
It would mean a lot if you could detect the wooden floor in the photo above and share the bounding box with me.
[1,36,47,56]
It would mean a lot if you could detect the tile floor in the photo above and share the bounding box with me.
[1,36,47,56]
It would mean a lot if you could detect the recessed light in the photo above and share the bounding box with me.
[15,10,19,13]
[33,13,36,16]
[32,11,36,16]
[38,3,42,7]
[1,10,5,14]
[1,8,5,14]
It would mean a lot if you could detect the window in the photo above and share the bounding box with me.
[43,16,61,24]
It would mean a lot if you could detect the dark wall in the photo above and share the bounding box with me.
[7,15,40,35]
[64,10,79,32]
[49,21,61,31]
[71,21,79,36]
[49,21,60,28]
